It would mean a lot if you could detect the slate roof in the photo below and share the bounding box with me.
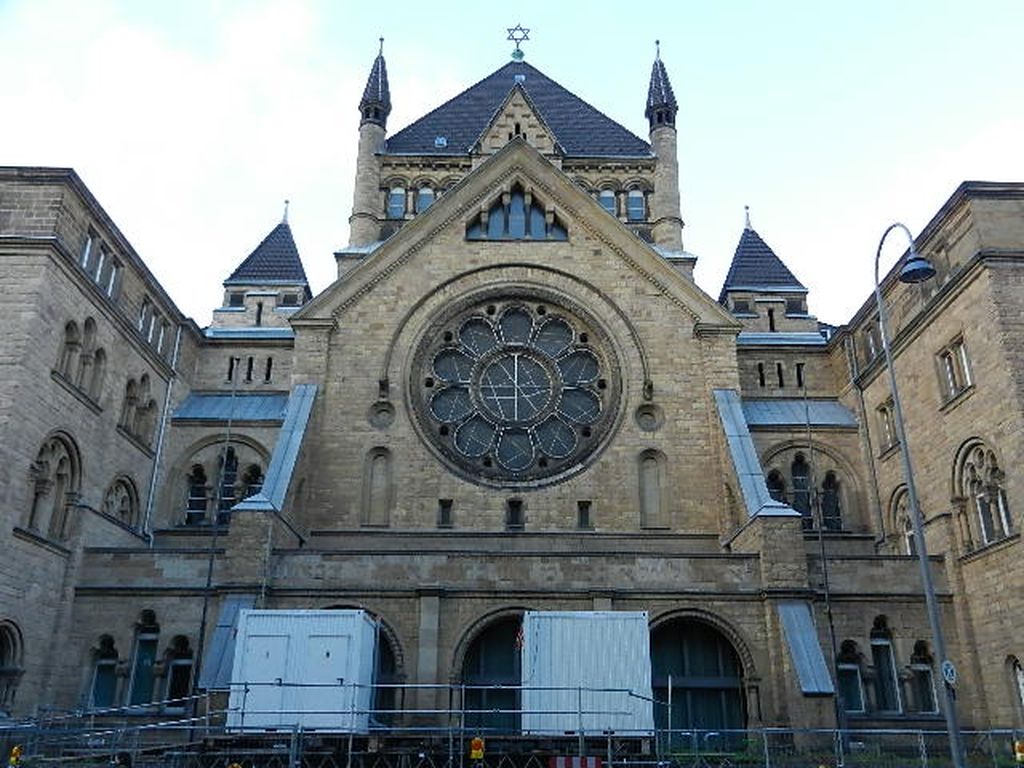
[225,220,309,287]
[359,51,391,123]
[645,57,677,121]
[718,226,806,302]
[385,60,651,158]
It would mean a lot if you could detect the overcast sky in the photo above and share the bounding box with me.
[2,0,1022,327]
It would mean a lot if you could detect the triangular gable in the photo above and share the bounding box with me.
[298,139,737,331]
[474,84,563,157]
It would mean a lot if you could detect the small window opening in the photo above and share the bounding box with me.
[577,500,592,529]
[229,292,244,307]
[255,302,263,327]
[514,121,522,137]
[245,356,254,382]
[438,499,453,528]
[281,293,298,306]
[757,362,766,388]
[768,308,776,331]
[796,362,805,389]
[227,357,237,382]
[776,362,785,388]
[506,498,524,530]
[264,357,273,383]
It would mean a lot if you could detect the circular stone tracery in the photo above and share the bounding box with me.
[411,296,620,486]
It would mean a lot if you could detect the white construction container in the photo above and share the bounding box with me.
[227,609,377,733]
[520,611,654,736]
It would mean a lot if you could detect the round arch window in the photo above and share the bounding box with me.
[410,295,621,487]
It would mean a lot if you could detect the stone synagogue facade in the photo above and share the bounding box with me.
[1,44,1023,734]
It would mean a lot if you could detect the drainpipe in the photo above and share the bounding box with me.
[143,323,183,541]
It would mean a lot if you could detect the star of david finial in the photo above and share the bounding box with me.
[507,24,530,61]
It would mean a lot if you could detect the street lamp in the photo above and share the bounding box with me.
[874,222,965,768]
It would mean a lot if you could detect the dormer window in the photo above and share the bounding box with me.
[627,190,646,222]
[228,292,244,307]
[281,293,299,307]
[387,187,406,219]
[416,186,434,213]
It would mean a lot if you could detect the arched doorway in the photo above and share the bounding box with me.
[651,619,746,736]
[461,616,522,733]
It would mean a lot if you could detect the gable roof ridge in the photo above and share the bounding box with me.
[225,220,310,288]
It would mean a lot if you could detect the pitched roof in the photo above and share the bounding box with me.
[225,220,309,287]
[645,57,677,122]
[385,60,651,158]
[719,225,806,302]
[359,50,391,125]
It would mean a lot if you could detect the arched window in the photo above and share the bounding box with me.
[960,443,1012,545]
[185,464,208,525]
[363,448,393,526]
[598,189,617,215]
[128,610,160,707]
[241,464,264,499]
[870,616,901,713]
[908,640,938,714]
[626,189,646,222]
[76,318,97,389]
[28,434,79,539]
[651,618,745,740]
[461,616,522,733]
[57,321,80,379]
[415,185,434,213]
[387,186,406,219]
[120,379,138,431]
[837,640,865,713]
[766,470,787,504]
[89,635,119,708]
[216,447,238,525]
[821,471,842,530]
[0,622,23,714]
[163,635,194,711]
[890,488,915,555]
[639,450,666,528]
[465,185,567,240]
[791,453,811,523]
[1011,657,1024,721]
[89,348,107,402]
[102,477,139,528]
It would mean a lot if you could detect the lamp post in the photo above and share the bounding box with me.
[874,222,965,768]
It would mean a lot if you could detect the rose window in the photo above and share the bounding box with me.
[411,297,619,486]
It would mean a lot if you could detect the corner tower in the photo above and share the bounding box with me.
[646,42,683,252]
[348,40,391,248]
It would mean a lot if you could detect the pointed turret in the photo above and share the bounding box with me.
[212,210,311,329]
[646,41,684,253]
[645,41,678,130]
[719,210,815,333]
[359,38,391,129]
[349,39,389,249]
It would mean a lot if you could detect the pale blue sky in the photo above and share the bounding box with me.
[2,0,1021,325]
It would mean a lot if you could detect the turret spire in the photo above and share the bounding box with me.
[646,41,677,130]
[359,38,391,128]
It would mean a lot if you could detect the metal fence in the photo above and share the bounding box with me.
[1,685,1021,767]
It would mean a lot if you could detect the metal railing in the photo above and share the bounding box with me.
[2,684,1021,767]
